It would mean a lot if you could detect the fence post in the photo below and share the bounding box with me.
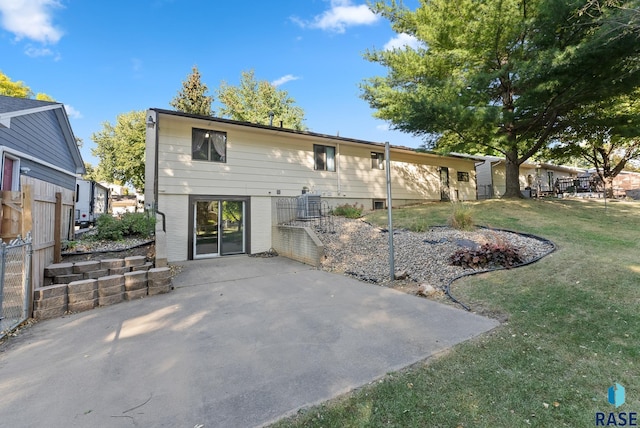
[23,233,33,320]
[0,241,5,320]
[54,192,62,263]
[22,184,32,238]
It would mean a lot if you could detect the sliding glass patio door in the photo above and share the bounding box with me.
[193,199,245,258]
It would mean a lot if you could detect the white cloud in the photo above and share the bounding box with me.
[376,123,390,131]
[293,0,378,33]
[64,104,82,119]
[24,45,54,57]
[384,33,421,51]
[271,74,301,87]
[0,0,64,44]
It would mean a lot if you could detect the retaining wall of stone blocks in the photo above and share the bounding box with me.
[34,256,172,320]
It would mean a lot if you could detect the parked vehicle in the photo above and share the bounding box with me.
[75,179,110,228]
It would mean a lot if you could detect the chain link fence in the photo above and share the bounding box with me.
[0,233,33,339]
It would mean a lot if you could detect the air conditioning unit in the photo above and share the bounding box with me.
[297,193,321,219]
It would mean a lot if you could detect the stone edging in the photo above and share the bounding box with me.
[34,256,172,320]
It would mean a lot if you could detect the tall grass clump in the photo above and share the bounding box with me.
[332,203,364,219]
[447,202,474,230]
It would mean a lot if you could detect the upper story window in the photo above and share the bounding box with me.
[192,128,226,162]
[457,171,470,182]
[371,152,384,170]
[314,145,335,172]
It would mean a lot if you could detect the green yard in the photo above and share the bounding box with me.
[273,198,640,427]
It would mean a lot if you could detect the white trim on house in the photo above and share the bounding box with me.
[0,104,61,128]
[0,146,79,178]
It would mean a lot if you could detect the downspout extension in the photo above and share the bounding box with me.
[155,209,166,233]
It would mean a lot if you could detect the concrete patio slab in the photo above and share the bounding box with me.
[0,256,498,427]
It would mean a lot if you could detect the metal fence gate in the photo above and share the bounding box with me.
[0,233,33,339]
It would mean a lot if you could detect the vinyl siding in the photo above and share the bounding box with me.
[0,110,77,173]
[152,113,478,261]
[20,158,76,190]
[492,164,578,197]
[250,196,272,253]
[155,115,477,202]
[158,194,189,263]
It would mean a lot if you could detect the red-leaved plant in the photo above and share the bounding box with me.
[450,242,523,269]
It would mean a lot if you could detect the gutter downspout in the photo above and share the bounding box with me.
[337,143,341,195]
[150,110,166,233]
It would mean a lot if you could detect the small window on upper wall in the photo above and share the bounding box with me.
[371,152,384,170]
[192,128,227,162]
[314,145,335,172]
[457,171,470,182]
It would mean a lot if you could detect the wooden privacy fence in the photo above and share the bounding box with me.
[0,176,75,294]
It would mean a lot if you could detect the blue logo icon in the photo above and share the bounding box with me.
[609,383,626,408]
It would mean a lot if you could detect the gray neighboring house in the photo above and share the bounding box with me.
[0,95,85,292]
[0,95,85,193]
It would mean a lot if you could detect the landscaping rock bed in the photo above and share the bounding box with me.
[62,239,155,264]
[316,217,554,295]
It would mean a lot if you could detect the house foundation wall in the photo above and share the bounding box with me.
[272,226,324,267]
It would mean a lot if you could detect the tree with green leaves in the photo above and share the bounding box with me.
[170,65,213,116]
[361,0,640,198]
[547,91,640,195]
[82,162,108,182]
[91,110,146,190]
[1,71,55,100]
[217,70,306,130]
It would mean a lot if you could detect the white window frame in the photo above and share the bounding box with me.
[313,145,336,172]
[2,153,21,191]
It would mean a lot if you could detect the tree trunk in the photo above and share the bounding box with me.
[604,176,614,198]
[502,149,523,198]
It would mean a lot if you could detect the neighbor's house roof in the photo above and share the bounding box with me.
[0,95,85,175]
[149,108,475,162]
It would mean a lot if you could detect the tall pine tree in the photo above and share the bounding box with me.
[361,0,640,198]
[170,65,213,116]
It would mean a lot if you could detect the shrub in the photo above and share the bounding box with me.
[93,212,155,241]
[93,214,125,240]
[450,242,523,269]
[120,212,155,237]
[447,202,474,231]
[332,203,364,219]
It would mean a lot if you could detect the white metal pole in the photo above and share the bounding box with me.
[385,142,394,281]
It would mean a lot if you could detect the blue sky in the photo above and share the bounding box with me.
[0,0,423,166]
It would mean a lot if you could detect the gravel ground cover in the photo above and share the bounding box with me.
[316,217,555,294]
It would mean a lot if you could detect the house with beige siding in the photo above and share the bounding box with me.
[462,154,584,198]
[144,109,477,265]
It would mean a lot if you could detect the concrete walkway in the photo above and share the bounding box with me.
[0,256,498,428]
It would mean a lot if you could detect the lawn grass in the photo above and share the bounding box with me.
[272,198,640,427]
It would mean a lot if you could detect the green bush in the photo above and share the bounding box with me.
[447,202,474,231]
[332,203,364,219]
[93,212,155,241]
[94,214,125,240]
[120,212,155,237]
